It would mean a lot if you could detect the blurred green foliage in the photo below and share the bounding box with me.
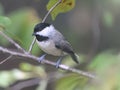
[0,16,12,45]
[55,51,120,90]
[1,50,120,90]
[103,11,113,27]
[56,74,88,90]
[0,63,47,88]
[8,9,41,54]
[0,16,11,29]
[87,51,120,90]
[0,7,42,54]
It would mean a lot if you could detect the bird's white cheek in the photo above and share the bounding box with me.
[36,25,54,36]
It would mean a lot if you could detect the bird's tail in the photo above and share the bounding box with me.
[70,52,79,64]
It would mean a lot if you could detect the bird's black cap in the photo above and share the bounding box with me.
[34,23,50,33]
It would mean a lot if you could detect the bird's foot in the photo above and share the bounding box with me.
[38,54,47,63]
[56,56,63,68]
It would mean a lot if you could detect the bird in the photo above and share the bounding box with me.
[32,23,79,68]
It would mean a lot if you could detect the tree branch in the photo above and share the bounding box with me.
[0,31,26,53]
[28,37,36,53]
[0,46,96,79]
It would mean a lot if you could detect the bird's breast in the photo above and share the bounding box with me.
[36,40,63,56]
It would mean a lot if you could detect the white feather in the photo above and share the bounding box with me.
[36,25,55,36]
[36,39,63,56]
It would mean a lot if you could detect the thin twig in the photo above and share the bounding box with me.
[0,55,12,64]
[42,0,62,23]
[28,37,36,53]
[0,31,26,53]
[28,0,62,53]
[0,46,96,79]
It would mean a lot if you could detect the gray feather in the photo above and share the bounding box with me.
[52,29,79,63]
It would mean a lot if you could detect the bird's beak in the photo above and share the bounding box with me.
[32,32,36,36]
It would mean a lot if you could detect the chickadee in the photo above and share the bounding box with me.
[33,23,79,68]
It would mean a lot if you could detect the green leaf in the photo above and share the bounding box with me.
[47,0,76,20]
[55,74,88,90]
[0,16,11,29]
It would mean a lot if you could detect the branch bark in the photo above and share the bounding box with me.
[0,46,96,79]
[0,31,26,53]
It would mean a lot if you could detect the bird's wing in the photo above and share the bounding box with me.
[52,30,79,63]
[51,29,73,53]
[55,40,74,54]
[55,40,79,64]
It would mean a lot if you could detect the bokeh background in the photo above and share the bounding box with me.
[0,0,120,90]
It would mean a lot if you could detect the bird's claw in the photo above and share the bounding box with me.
[38,54,64,68]
[56,56,63,68]
[38,54,47,63]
